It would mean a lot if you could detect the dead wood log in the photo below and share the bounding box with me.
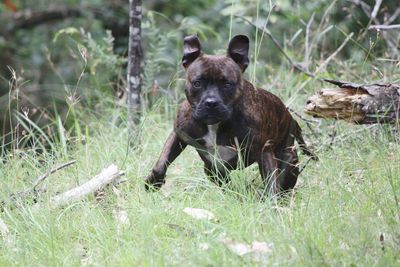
[50,164,124,208]
[305,79,400,124]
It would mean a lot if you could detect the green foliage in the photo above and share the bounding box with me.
[52,26,125,97]
[0,1,400,264]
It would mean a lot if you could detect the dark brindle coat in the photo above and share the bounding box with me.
[145,35,316,195]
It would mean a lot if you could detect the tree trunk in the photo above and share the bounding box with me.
[127,0,142,126]
[305,79,400,124]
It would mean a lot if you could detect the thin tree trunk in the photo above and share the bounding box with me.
[127,0,142,126]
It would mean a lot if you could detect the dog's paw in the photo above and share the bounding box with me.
[144,172,165,191]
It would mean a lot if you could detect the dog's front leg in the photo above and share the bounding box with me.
[145,131,187,190]
[258,149,280,196]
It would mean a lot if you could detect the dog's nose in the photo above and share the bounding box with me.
[204,98,218,108]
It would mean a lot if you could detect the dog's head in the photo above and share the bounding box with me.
[182,35,249,125]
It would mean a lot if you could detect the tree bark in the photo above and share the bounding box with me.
[1,6,129,39]
[11,6,81,29]
[305,79,400,124]
[127,0,142,126]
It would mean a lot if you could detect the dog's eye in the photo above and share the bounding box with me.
[224,82,233,89]
[192,80,201,88]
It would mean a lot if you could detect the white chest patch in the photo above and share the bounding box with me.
[202,124,237,162]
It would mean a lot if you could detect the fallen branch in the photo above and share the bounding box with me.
[11,6,81,30]
[2,5,129,38]
[368,24,400,31]
[305,80,400,124]
[50,164,124,207]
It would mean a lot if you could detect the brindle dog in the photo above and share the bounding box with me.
[145,35,317,195]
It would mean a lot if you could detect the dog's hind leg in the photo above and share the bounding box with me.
[258,148,281,196]
[276,147,299,191]
[259,142,299,196]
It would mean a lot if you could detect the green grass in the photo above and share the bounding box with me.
[2,0,400,265]
[1,84,399,266]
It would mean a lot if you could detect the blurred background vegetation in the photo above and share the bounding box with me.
[0,0,399,153]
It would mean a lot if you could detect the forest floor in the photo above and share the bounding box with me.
[1,70,399,266]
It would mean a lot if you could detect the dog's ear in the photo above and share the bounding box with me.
[182,35,202,68]
[227,35,249,72]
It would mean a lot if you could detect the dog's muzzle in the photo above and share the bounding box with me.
[193,97,232,124]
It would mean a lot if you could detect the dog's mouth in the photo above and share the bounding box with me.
[193,105,232,124]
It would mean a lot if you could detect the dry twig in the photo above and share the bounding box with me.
[32,160,77,191]
[313,33,354,74]
[349,0,400,56]
[385,8,400,25]
[1,160,76,209]
[368,24,400,31]
[288,107,319,138]
[50,164,124,207]
[304,12,315,70]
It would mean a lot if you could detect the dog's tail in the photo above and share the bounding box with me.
[292,120,318,161]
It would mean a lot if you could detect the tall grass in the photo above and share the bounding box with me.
[1,65,399,265]
[1,3,400,265]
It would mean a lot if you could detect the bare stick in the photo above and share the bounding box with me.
[288,107,319,138]
[309,0,337,58]
[360,0,382,37]
[288,32,354,98]
[349,0,400,56]
[370,0,383,20]
[368,24,400,31]
[1,160,76,209]
[288,107,318,124]
[304,12,315,70]
[385,8,400,25]
[32,160,77,191]
[50,164,124,207]
[314,32,354,75]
